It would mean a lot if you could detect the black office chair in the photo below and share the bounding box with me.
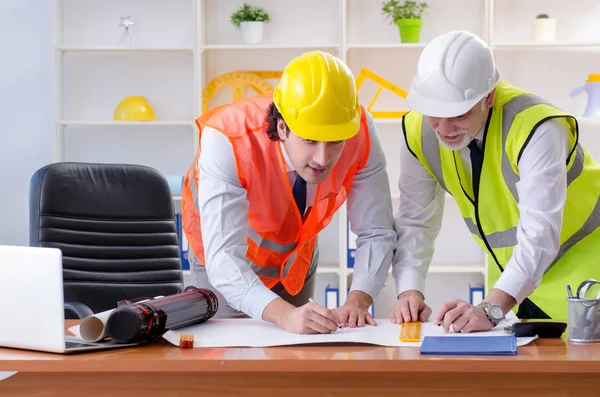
[29,162,184,318]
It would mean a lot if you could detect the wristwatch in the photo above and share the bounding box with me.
[478,302,505,326]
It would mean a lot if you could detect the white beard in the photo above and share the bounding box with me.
[434,128,471,150]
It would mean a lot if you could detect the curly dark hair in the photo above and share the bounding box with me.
[265,102,289,141]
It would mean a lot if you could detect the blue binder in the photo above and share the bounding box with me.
[175,213,190,271]
[325,287,339,309]
[420,335,517,356]
[469,286,485,305]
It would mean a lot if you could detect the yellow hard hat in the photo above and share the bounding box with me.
[273,51,360,142]
[113,96,156,121]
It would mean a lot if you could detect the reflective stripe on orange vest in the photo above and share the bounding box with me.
[181,94,371,295]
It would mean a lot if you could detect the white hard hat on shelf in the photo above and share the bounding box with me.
[406,30,500,118]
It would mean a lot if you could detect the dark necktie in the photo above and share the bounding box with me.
[292,174,306,216]
[468,140,483,198]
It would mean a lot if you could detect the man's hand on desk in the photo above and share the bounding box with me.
[433,299,493,333]
[264,298,340,334]
[434,289,516,333]
[390,290,432,324]
[332,290,377,328]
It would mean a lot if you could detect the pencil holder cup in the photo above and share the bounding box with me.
[567,298,600,342]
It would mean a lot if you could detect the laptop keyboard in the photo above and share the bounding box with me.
[66,341,98,348]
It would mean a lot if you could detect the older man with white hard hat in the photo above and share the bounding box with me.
[390,30,600,332]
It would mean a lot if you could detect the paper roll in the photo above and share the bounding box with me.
[79,309,116,342]
[79,297,165,342]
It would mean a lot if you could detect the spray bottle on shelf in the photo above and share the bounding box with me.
[570,74,600,118]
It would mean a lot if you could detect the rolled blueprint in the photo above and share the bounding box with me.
[79,308,115,342]
[79,297,162,342]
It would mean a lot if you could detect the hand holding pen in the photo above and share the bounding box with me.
[276,298,342,334]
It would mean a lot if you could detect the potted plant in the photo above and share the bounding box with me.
[382,0,428,43]
[230,3,271,45]
[531,13,556,42]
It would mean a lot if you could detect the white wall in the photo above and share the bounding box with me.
[0,0,53,246]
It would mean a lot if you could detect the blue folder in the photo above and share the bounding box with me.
[420,335,517,356]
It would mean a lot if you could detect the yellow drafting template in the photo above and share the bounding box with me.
[201,71,282,113]
[355,68,408,119]
[202,68,407,120]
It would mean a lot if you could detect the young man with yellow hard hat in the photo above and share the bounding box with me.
[181,51,396,334]
[391,30,600,332]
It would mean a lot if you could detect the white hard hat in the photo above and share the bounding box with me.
[406,30,500,118]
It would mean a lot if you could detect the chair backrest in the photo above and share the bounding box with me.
[29,162,184,314]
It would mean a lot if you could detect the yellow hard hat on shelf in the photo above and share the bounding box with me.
[113,96,156,121]
[273,51,360,142]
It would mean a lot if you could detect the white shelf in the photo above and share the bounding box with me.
[172,195,182,201]
[346,43,427,49]
[55,46,194,53]
[493,42,600,50]
[57,120,194,127]
[316,266,341,275]
[374,118,404,124]
[201,43,340,51]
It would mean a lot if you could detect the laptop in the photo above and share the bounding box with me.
[0,245,139,354]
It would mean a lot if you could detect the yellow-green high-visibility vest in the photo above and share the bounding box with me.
[403,80,600,319]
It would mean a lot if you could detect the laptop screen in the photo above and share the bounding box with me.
[0,245,67,353]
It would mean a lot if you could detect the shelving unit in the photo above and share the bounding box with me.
[494,42,600,49]
[57,121,195,126]
[201,44,340,50]
[52,0,600,315]
[56,46,195,52]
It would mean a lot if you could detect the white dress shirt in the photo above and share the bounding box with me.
[197,111,396,320]
[393,118,569,304]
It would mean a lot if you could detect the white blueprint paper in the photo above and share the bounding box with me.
[162,312,537,348]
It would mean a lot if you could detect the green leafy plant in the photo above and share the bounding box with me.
[382,0,428,23]
[230,3,271,29]
[536,13,550,19]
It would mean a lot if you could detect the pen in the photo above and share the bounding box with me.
[567,284,574,299]
[308,298,342,329]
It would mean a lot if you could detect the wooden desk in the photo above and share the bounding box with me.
[1,322,600,396]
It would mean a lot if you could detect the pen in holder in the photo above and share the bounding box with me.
[566,297,600,343]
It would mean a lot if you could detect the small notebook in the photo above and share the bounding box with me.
[420,335,517,356]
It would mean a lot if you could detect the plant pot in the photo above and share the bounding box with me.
[240,21,265,45]
[396,19,422,43]
[531,18,556,42]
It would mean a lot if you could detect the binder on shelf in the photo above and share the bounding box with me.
[175,213,190,271]
[325,286,339,309]
[469,285,485,305]
[347,216,358,268]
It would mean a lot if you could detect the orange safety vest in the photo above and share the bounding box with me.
[181,93,371,295]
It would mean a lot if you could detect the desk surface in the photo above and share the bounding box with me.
[0,321,599,373]
[1,321,600,396]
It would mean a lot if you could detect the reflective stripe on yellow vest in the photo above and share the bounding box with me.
[403,80,600,319]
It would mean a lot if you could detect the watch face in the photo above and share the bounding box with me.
[490,306,503,319]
